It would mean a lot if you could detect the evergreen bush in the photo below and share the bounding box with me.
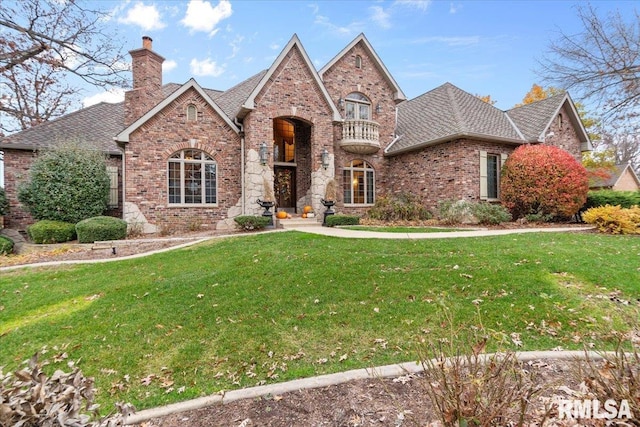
[75,216,127,243]
[501,145,588,220]
[437,200,474,225]
[0,187,9,216]
[234,215,271,231]
[367,193,432,221]
[585,190,640,209]
[0,235,14,255]
[325,214,360,227]
[471,203,512,225]
[27,220,77,244]
[18,141,110,223]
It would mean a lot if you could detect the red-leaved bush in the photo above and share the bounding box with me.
[500,145,589,220]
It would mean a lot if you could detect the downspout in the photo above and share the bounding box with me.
[235,118,245,215]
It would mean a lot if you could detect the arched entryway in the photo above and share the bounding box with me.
[272,117,312,213]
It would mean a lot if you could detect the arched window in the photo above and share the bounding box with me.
[345,92,371,121]
[355,55,362,69]
[187,104,197,121]
[343,159,375,205]
[168,149,217,204]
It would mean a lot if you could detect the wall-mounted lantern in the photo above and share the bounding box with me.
[337,98,344,108]
[321,148,330,170]
[259,141,268,165]
[375,103,382,114]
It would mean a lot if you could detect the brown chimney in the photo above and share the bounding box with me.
[124,36,165,127]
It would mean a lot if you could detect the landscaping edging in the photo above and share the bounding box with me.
[123,350,607,425]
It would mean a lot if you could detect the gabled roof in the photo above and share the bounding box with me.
[320,33,406,103]
[210,70,267,121]
[115,78,239,143]
[506,92,591,151]
[589,163,640,189]
[386,83,524,155]
[0,102,124,155]
[241,34,341,121]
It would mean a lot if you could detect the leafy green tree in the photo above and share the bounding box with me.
[0,187,9,216]
[18,141,110,223]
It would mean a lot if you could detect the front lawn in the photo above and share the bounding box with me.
[0,231,638,412]
[342,225,465,233]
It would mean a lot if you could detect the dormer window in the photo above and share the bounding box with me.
[355,55,362,69]
[345,92,371,121]
[187,104,197,121]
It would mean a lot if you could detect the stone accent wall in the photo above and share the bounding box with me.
[243,45,335,217]
[123,87,241,232]
[321,40,399,213]
[384,139,516,212]
[2,149,123,230]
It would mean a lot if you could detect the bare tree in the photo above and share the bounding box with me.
[0,0,128,134]
[538,4,640,123]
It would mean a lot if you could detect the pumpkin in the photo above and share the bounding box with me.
[302,213,307,218]
[276,211,287,219]
[303,205,313,214]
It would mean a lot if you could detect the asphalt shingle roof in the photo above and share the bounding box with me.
[210,70,267,120]
[389,83,523,155]
[506,94,566,142]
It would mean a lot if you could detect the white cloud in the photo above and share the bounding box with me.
[370,6,392,29]
[394,0,431,11]
[449,2,462,14]
[119,2,166,31]
[228,35,244,59]
[269,43,280,51]
[163,59,178,72]
[82,89,125,107]
[411,35,480,46]
[181,0,233,36]
[190,58,225,77]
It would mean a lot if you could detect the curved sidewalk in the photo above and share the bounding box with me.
[284,224,593,239]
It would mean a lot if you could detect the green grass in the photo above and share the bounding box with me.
[343,225,466,233]
[1,231,638,413]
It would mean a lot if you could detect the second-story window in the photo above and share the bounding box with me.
[187,104,197,121]
[345,92,371,121]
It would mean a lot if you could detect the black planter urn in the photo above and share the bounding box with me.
[321,198,335,226]
[257,199,275,226]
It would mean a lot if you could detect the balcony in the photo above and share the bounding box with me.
[339,119,380,154]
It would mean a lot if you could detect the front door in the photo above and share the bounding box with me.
[274,166,296,212]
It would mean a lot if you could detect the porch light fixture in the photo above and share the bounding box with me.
[337,97,344,108]
[259,141,268,165]
[321,148,330,170]
[375,103,382,114]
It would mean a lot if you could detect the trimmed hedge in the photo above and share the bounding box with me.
[585,190,640,209]
[326,215,360,227]
[0,235,14,255]
[471,203,512,225]
[27,220,77,244]
[76,216,127,243]
[234,215,271,231]
[367,193,432,221]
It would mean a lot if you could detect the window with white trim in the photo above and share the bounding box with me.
[343,159,375,205]
[345,92,371,121]
[480,151,507,200]
[168,149,217,205]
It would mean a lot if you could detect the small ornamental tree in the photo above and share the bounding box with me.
[18,141,110,223]
[501,145,589,220]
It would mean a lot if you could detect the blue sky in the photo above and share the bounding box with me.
[84,0,638,112]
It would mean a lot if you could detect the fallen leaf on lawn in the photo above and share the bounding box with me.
[197,294,204,299]
[339,353,348,361]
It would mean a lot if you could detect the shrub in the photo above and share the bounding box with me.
[18,141,110,223]
[0,353,132,427]
[501,145,589,220]
[367,193,432,221]
[234,215,271,231]
[0,187,9,216]
[585,190,640,209]
[471,202,512,225]
[27,220,77,243]
[0,235,14,255]
[582,204,640,234]
[325,214,360,227]
[76,216,128,243]
[437,200,473,225]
